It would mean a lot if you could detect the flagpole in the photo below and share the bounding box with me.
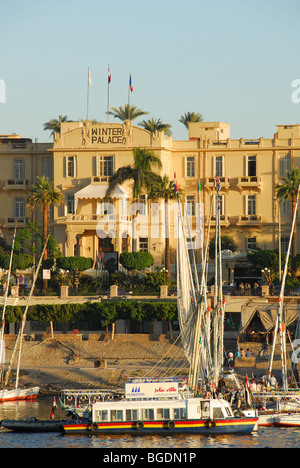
[128,74,130,106]
[107,65,110,123]
[87,67,90,120]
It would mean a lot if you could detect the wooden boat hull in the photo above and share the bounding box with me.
[63,417,258,436]
[0,386,39,403]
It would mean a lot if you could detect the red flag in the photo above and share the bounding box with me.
[50,396,57,419]
[108,66,111,84]
[129,74,133,92]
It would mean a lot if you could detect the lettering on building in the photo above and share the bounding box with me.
[91,126,126,145]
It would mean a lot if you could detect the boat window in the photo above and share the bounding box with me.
[110,410,123,421]
[173,408,187,420]
[225,407,232,417]
[94,410,108,422]
[213,407,224,419]
[142,409,155,420]
[125,409,138,421]
[201,402,210,418]
[157,408,170,420]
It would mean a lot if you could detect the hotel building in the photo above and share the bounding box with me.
[1,121,300,285]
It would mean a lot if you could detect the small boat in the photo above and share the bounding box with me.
[1,415,89,433]
[274,413,300,427]
[0,386,39,403]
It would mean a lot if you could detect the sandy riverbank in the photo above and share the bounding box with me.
[4,338,187,395]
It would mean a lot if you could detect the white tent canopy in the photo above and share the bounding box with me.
[239,300,300,335]
[75,184,130,201]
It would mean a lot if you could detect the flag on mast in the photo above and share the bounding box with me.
[108,66,111,84]
[88,67,92,86]
[129,74,133,93]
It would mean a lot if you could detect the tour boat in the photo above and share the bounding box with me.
[274,413,300,427]
[63,382,258,435]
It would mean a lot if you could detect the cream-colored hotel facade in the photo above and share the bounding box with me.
[1,121,300,284]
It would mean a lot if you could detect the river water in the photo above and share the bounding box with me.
[0,397,299,449]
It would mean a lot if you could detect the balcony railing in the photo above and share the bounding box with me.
[237,176,262,192]
[5,217,28,226]
[237,214,262,225]
[5,179,30,189]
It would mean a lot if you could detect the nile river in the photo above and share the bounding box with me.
[0,397,299,449]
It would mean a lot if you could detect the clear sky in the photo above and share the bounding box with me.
[1,0,300,142]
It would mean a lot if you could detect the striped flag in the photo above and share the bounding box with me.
[129,74,133,92]
[50,396,57,419]
[108,66,111,84]
[88,67,92,86]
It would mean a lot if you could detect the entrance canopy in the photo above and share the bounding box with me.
[75,184,130,201]
[240,300,299,334]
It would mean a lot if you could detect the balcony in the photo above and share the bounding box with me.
[206,214,230,227]
[5,179,30,190]
[237,214,262,226]
[237,176,262,193]
[57,213,131,225]
[91,176,111,183]
[5,217,28,226]
[205,177,230,193]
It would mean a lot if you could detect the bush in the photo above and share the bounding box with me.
[56,256,93,271]
[119,251,154,271]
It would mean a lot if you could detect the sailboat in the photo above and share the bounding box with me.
[0,232,50,403]
[63,177,258,436]
[253,184,300,426]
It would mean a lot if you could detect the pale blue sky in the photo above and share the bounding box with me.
[1,0,300,141]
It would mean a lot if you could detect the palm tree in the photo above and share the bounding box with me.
[149,175,178,282]
[105,147,162,252]
[28,176,64,260]
[139,118,172,137]
[275,168,300,280]
[43,115,71,137]
[179,112,203,129]
[108,104,148,122]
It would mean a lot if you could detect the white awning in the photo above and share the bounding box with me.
[75,184,130,201]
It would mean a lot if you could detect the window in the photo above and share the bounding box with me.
[110,410,123,421]
[126,409,138,421]
[247,156,257,177]
[247,195,256,215]
[186,156,195,177]
[246,237,257,250]
[43,158,53,179]
[14,197,25,218]
[213,407,224,419]
[95,410,108,422]
[14,159,24,180]
[96,155,114,177]
[67,195,75,215]
[137,195,148,216]
[215,156,223,177]
[68,156,75,177]
[139,237,149,252]
[157,408,170,420]
[279,154,290,177]
[185,195,195,216]
[173,408,187,420]
[141,409,154,420]
[281,237,289,254]
[280,200,290,216]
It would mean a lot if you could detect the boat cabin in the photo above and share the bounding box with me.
[91,398,235,424]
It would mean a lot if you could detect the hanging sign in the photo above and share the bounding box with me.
[125,382,179,399]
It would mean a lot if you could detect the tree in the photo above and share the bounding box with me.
[179,112,203,129]
[105,147,162,251]
[275,168,300,280]
[28,176,64,260]
[149,175,178,282]
[139,118,172,136]
[209,235,238,259]
[108,104,148,122]
[43,115,71,137]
